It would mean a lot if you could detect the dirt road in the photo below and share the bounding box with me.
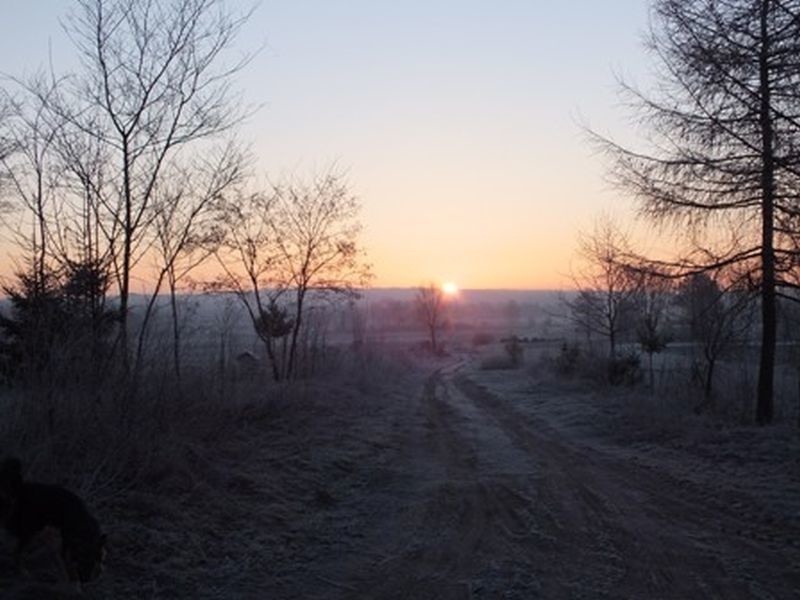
[331,363,799,599]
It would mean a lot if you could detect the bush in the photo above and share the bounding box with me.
[552,343,642,387]
[554,342,581,376]
[607,351,642,386]
[0,260,117,385]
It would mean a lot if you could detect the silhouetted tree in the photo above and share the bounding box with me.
[567,217,638,358]
[0,97,13,196]
[631,267,673,389]
[217,173,370,380]
[215,190,285,381]
[269,173,372,379]
[595,0,800,424]
[416,283,446,354]
[0,77,62,292]
[0,257,115,384]
[137,143,247,378]
[55,0,254,355]
[0,265,64,382]
[677,273,754,409]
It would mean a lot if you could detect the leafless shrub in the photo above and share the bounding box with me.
[415,283,446,355]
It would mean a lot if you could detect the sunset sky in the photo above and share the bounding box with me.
[0,0,651,290]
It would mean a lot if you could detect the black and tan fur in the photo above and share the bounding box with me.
[0,458,106,584]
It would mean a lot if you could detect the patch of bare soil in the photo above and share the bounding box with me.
[2,356,798,598]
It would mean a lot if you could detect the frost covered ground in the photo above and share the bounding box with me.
[1,346,798,598]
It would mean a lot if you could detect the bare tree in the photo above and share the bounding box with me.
[594,0,800,424]
[218,172,371,381]
[57,0,255,354]
[48,102,118,292]
[676,272,755,409]
[0,75,121,332]
[416,283,445,354]
[631,266,673,389]
[269,172,372,379]
[0,78,63,289]
[0,94,19,214]
[0,77,121,379]
[215,190,286,382]
[566,217,638,358]
[136,143,247,377]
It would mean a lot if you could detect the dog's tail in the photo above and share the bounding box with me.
[0,457,23,494]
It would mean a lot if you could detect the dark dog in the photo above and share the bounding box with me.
[0,458,106,584]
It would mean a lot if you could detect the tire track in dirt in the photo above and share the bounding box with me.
[453,373,800,599]
[349,365,549,599]
[354,362,609,599]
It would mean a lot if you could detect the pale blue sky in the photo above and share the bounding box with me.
[0,1,651,288]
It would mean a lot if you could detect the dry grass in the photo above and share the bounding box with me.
[0,340,413,598]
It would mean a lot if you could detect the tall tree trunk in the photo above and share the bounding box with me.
[120,142,132,369]
[268,337,281,382]
[280,334,289,381]
[287,289,305,380]
[757,0,776,425]
[704,358,715,402]
[133,269,167,375]
[609,327,616,358]
[168,270,182,384]
[36,170,46,289]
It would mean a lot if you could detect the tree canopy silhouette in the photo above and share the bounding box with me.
[595,0,800,424]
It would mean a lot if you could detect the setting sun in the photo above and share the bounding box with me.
[441,282,459,296]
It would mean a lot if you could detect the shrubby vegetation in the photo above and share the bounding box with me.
[557,225,800,422]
